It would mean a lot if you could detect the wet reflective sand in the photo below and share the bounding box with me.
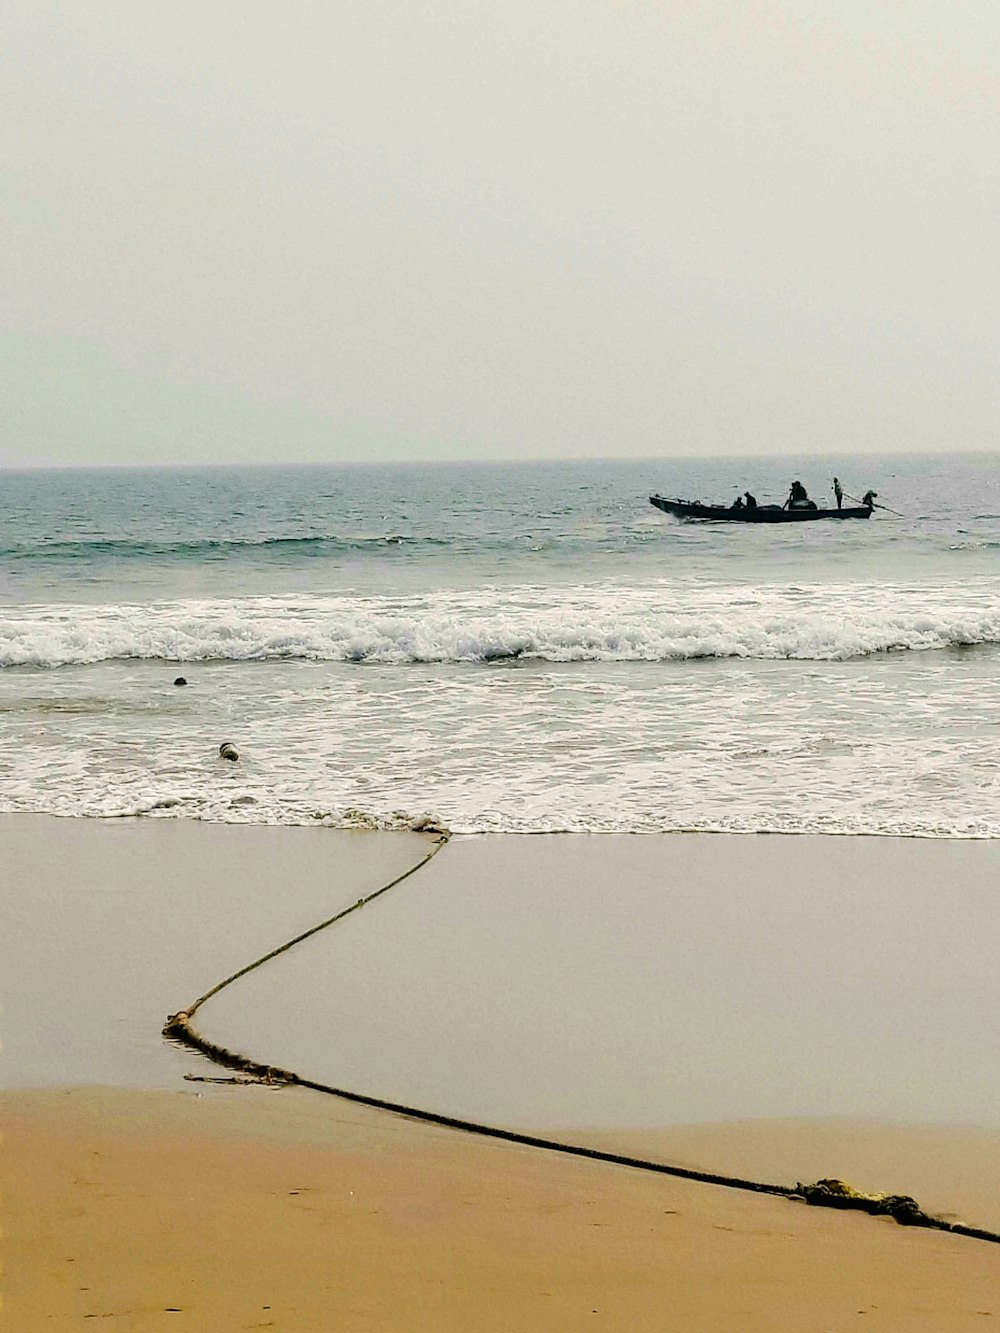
[0,815,427,1089]
[196,832,1000,1228]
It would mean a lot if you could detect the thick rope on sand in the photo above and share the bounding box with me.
[164,831,1000,1246]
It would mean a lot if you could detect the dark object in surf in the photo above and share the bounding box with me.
[174,677,187,686]
[219,742,239,762]
[650,495,873,523]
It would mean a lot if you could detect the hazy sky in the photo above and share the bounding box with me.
[3,2,998,467]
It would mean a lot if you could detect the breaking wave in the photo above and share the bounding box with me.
[0,534,441,560]
[3,586,999,668]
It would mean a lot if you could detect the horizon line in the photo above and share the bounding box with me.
[2,446,997,474]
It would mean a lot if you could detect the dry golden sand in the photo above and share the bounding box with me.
[576,1121,1000,1236]
[3,1085,998,1332]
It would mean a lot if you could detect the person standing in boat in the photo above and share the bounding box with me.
[833,477,843,509]
[744,491,757,509]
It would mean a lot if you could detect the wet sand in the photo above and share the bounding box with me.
[0,814,427,1088]
[195,832,1000,1227]
[2,815,999,1327]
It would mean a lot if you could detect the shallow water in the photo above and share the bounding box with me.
[2,454,998,834]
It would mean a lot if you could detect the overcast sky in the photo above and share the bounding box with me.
[2,2,998,467]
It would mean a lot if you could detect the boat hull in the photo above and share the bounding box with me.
[649,496,872,523]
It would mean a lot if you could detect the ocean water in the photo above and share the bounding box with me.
[1,454,998,835]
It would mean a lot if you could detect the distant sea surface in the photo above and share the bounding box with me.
[1,455,998,836]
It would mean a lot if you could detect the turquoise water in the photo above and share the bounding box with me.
[1,454,998,833]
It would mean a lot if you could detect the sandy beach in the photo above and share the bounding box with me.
[2,815,999,1329]
[5,1084,999,1332]
[7,2,1000,1323]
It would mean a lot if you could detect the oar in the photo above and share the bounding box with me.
[845,491,904,517]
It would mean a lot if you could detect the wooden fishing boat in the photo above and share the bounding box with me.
[649,495,873,523]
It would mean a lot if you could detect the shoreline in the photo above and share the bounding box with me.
[3,815,999,1326]
[5,805,1000,839]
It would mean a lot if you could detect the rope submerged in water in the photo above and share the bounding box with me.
[163,831,1000,1246]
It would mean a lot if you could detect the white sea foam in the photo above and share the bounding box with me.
[2,782,999,839]
[2,582,999,668]
[3,461,999,838]
[1,604,999,836]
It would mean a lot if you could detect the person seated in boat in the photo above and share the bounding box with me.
[786,480,810,509]
[862,489,878,509]
[730,495,744,510]
[744,491,757,509]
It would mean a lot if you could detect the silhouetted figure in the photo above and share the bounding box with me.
[833,477,843,509]
[744,492,757,509]
[862,489,878,510]
[786,480,809,509]
[730,495,745,510]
